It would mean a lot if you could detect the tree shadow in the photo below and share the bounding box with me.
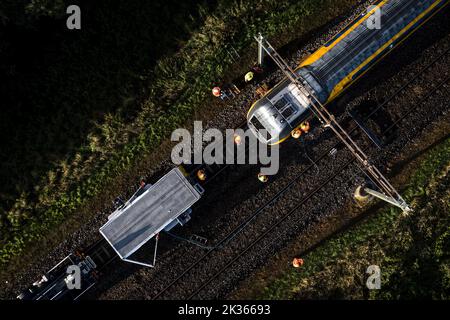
[0,0,209,209]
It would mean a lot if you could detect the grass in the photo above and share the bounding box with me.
[257,136,450,300]
[0,0,360,266]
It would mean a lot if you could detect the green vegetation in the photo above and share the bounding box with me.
[259,137,450,299]
[0,0,358,265]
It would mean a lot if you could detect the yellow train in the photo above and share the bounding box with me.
[247,0,448,145]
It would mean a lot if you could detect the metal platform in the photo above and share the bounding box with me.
[99,167,201,264]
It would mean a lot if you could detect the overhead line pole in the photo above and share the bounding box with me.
[255,35,411,213]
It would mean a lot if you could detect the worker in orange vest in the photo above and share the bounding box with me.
[258,173,268,183]
[197,169,207,181]
[300,121,310,133]
[291,128,302,139]
[292,257,304,268]
[212,87,221,97]
[234,133,242,145]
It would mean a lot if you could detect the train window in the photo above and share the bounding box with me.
[282,106,295,118]
[250,116,271,141]
[250,116,265,131]
[274,97,288,110]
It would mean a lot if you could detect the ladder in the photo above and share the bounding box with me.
[255,35,411,213]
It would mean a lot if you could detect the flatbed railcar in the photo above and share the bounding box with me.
[17,165,210,300]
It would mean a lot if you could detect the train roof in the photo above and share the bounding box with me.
[247,76,315,144]
[99,167,201,259]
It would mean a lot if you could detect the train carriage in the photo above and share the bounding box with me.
[247,0,449,145]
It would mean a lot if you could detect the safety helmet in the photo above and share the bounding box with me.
[292,258,304,268]
[291,129,302,139]
[300,121,310,133]
[244,71,254,82]
[234,133,242,145]
[212,87,221,97]
[197,169,207,181]
[257,173,268,183]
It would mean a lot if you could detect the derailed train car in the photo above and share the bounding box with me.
[247,0,449,145]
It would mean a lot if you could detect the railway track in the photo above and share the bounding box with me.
[81,238,117,272]
[150,45,449,300]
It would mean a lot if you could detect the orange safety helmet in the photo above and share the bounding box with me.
[292,258,304,268]
[300,121,310,133]
[197,169,207,181]
[234,133,242,145]
[257,173,268,183]
[291,128,302,139]
[212,87,221,97]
